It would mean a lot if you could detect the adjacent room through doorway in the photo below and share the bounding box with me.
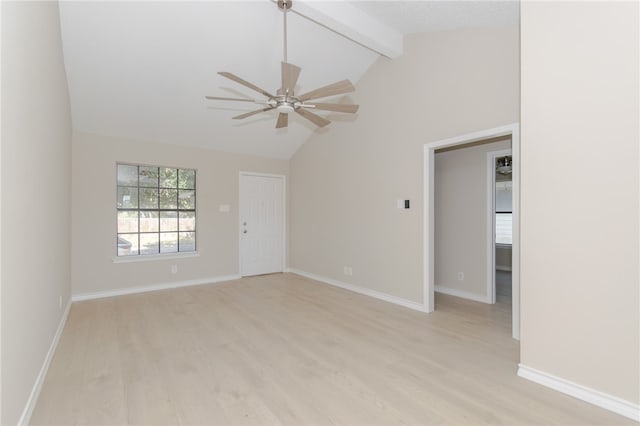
[495,155,513,306]
[424,123,520,340]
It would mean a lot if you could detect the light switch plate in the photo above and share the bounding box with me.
[397,199,410,209]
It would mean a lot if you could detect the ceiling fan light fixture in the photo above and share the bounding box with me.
[276,103,295,114]
[497,165,512,174]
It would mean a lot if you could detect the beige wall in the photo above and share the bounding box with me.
[290,27,520,304]
[434,139,510,297]
[1,2,73,424]
[521,1,639,404]
[72,132,289,296]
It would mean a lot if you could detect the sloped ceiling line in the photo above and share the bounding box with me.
[289,0,404,58]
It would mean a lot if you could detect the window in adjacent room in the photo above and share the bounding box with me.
[116,163,196,256]
[495,180,512,245]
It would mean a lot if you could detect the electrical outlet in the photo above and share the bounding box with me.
[343,266,353,276]
[171,265,178,274]
[457,272,464,281]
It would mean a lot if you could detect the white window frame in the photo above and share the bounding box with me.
[114,162,199,263]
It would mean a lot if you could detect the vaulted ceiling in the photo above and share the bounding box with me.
[59,1,519,159]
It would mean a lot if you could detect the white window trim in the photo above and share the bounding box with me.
[116,162,198,258]
[113,251,200,264]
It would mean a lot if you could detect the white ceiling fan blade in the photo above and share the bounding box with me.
[298,80,355,102]
[301,102,359,114]
[205,96,267,104]
[275,113,289,128]
[218,72,275,99]
[281,62,301,96]
[295,108,330,127]
[233,107,274,120]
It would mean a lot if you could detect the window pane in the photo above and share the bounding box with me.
[160,232,178,253]
[178,169,195,189]
[160,168,178,188]
[160,188,178,209]
[117,186,138,208]
[139,166,159,187]
[140,233,159,255]
[140,211,159,233]
[179,211,195,231]
[139,188,158,209]
[160,211,178,232]
[179,232,196,252]
[496,213,512,245]
[117,211,138,233]
[117,234,138,256]
[117,164,138,186]
[178,190,195,209]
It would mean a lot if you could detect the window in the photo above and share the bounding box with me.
[495,213,512,245]
[495,181,512,245]
[116,163,196,256]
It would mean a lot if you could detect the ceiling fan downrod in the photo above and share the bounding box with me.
[278,0,292,64]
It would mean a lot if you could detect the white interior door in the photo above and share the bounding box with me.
[239,173,285,276]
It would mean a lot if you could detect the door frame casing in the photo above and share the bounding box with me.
[487,148,513,305]
[423,123,520,340]
[238,171,287,276]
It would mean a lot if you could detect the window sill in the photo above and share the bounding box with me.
[113,251,200,264]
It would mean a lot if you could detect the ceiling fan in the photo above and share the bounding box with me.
[205,0,359,129]
[496,156,513,174]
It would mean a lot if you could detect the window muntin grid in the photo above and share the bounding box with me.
[116,163,196,256]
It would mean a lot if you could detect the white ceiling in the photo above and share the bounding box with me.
[351,1,519,34]
[59,1,519,160]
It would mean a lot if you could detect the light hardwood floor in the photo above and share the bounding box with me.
[31,273,633,425]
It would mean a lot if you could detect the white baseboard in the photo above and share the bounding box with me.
[518,364,640,422]
[435,285,491,304]
[72,275,241,302]
[18,299,72,426]
[288,269,427,312]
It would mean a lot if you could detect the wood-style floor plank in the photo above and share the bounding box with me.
[30,273,634,425]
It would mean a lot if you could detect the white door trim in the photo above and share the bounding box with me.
[423,123,520,340]
[238,171,287,276]
[487,148,512,305]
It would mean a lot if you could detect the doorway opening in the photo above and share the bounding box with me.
[423,123,520,340]
[491,151,513,306]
